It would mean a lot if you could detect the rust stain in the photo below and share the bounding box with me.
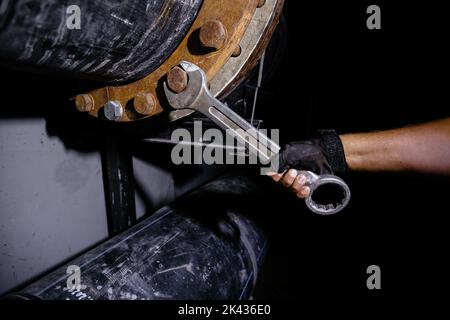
[83,0,264,122]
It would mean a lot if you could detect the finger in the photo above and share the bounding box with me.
[281,169,298,188]
[271,173,284,182]
[290,173,307,194]
[266,170,285,182]
[296,186,311,199]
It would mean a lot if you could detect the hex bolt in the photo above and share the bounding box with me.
[75,94,95,112]
[167,66,189,93]
[231,45,242,57]
[199,20,227,50]
[133,93,156,115]
[104,100,124,121]
[257,0,266,8]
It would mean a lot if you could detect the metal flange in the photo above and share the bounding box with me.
[74,0,284,123]
[170,0,285,122]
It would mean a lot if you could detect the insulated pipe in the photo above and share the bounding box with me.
[0,0,203,83]
[6,174,268,300]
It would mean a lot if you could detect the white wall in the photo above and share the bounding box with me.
[0,119,108,295]
[0,119,222,295]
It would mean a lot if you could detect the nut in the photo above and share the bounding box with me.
[167,66,189,93]
[133,93,156,115]
[104,101,124,121]
[75,94,94,112]
[199,20,227,50]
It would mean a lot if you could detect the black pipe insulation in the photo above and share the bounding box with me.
[0,0,203,83]
[6,174,270,300]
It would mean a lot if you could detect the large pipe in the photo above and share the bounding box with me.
[6,174,268,300]
[0,0,203,83]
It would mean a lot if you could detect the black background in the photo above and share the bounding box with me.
[1,0,449,312]
[253,0,450,303]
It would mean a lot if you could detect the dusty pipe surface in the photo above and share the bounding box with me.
[7,174,269,300]
[0,0,203,83]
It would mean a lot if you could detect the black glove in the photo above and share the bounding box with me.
[278,130,348,175]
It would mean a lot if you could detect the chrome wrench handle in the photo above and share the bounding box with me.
[164,61,351,215]
[163,61,280,163]
[195,90,280,163]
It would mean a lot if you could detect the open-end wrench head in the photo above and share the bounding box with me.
[164,61,209,110]
[179,60,201,73]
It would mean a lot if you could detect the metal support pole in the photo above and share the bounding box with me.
[101,137,137,236]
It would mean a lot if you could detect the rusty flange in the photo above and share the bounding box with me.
[74,0,284,122]
[170,0,285,121]
[75,0,258,122]
[211,0,285,98]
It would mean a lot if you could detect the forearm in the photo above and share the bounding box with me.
[340,118,450,175]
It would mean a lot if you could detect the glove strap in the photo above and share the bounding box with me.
[319,130,348,173]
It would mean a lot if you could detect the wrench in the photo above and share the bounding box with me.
[164,61,350,215]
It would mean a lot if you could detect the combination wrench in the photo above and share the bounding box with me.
[164,61,350,215]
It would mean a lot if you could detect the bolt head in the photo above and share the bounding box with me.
[199,20,227,50]
[75,94,94,112]
[104,101,124,121]
[167,66,189,93]
[134,93,156,115]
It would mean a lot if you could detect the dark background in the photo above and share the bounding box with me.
[253,0,450,302]
[0,0,448,307]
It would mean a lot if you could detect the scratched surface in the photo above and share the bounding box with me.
[0,0,203,83]
[20,175,268,300]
